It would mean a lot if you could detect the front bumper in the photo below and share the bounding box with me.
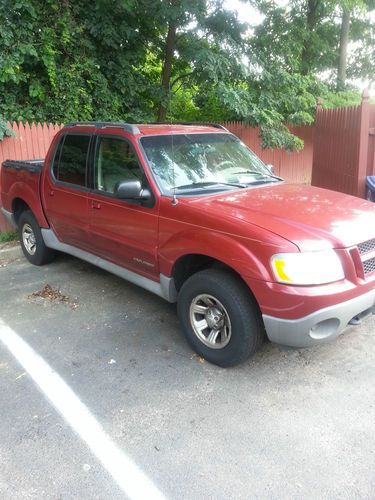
[263,288,375,348]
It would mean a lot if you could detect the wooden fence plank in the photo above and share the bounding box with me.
[312,95,374,197]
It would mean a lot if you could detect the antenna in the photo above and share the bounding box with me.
[168,81,178,206]
[171,134,178,205]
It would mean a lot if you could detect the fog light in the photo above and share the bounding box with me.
[309,318,340,340]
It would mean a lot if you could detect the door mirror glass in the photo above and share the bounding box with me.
[266,164,274,174]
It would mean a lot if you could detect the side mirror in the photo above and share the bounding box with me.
[266,164,274,174]
[114,180,151,202]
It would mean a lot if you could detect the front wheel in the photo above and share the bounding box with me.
[18,210,56,266]
[177,269,264,367]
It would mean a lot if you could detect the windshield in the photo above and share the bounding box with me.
[140,133,280,195]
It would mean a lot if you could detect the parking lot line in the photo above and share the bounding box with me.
[0,318,166,500]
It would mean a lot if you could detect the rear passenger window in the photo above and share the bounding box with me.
[52,134,90,187]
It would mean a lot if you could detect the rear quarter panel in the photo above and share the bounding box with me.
[1,163,49,228]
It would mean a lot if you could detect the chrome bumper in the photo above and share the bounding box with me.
[263,288,375,348]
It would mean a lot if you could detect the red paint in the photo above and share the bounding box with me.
[1,123,375,324]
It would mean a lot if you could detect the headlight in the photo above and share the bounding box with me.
[271,250,345,285]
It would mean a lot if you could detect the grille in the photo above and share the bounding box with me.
[363,257,375,275]
[358,238,375,255]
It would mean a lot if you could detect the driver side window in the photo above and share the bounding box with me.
[95,137,143,194]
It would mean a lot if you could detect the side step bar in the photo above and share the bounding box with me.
[41,229,177,303]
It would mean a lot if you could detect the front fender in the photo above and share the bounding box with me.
[158,228,277,281]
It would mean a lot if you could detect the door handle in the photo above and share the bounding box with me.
[91,201,101,210]
[49,189,54,196]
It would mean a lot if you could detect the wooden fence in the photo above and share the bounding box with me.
[0,120,314,232]
[0,121,63,165]
[312,91,375,197]
[224,122,313,184]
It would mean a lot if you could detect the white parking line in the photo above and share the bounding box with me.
[0,319,166,500]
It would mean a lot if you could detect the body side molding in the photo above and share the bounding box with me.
[41,229,177,303]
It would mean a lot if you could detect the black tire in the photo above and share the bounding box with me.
[18,210,56,266]
[177,269,264,367]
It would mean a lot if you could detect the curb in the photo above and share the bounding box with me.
[0,243,22,261]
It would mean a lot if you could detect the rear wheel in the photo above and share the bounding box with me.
[18,210,56,265]
[177,269,264,367]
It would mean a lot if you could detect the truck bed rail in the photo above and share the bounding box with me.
[1,160,44,174]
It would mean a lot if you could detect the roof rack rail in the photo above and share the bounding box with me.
[157,122,229,132]
[63,121,140,134]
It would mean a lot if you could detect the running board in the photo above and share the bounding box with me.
[41,229,177,303]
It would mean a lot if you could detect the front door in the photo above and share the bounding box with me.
[87,134,159,280]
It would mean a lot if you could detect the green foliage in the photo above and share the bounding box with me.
[249,0,338,75]
[320,90,362,107]
[0,0,373,152]
[260,123,304,152]
[0,117,15,141]
[0,230,18,242]
[0,0,156,122]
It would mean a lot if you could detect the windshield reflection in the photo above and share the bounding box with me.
[140,133,280,195]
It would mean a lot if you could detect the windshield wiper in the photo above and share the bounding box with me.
[230,170,283,181]
[174,181,247,190]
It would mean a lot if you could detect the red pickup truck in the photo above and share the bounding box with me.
[1,122,375,366]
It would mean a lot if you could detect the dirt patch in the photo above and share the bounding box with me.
[0,240,19,250]
[28,284,79,310]
[0,258,17,268]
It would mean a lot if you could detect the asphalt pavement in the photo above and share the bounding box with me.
[0,252,374,499]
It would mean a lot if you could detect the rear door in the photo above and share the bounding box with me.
[87,134,159,280]
[43,132,92,250]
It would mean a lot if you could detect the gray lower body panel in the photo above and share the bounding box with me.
[41,228,177,303]
[263,288,375,348]
[0,207,17,229]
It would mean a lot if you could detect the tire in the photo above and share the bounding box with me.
[18,210,56,266]
[177,269,264,367]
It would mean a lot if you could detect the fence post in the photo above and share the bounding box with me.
[311,98,323,187]
[357,89,370,198]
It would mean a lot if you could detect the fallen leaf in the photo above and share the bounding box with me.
[28,284,79,309]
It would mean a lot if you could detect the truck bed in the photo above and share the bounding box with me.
[0,159,45,218]
[1,159,44,174]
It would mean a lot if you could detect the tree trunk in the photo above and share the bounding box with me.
[301,0,319,75]
[157,23,177,122]
[337,8,350,91]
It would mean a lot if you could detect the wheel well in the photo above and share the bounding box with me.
[172,254,264,332]
[12,198,30,226]
[173,254,243,292]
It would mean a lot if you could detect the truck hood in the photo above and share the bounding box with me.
[193,184,375,251]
